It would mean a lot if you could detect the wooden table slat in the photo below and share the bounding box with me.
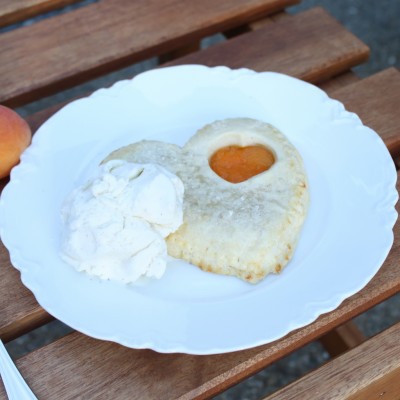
[26,7,369,134]
[0,0,81,28]
[328,67,400,158]
[264,322,400,400]
[170,7,369,84]
[0,71,399,399]
[0,236,53,343]
[0,0,299,107]
[318,71,360,93]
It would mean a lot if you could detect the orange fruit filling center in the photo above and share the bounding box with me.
[209,145,275,183]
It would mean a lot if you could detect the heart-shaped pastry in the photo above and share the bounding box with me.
[103,118,309,283]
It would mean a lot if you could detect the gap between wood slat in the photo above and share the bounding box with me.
[0,309,52,344]
[0,0,83,28]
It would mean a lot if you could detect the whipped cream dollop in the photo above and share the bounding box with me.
[60,160,184,283]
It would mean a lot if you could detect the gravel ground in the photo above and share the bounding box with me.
[5,1,400,398]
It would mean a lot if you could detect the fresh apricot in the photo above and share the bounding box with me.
[209,145,275,183]
[0,105,32,179]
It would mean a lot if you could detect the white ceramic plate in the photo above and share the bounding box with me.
[0,66,397,355]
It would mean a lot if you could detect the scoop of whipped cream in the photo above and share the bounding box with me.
[60,160,184,283]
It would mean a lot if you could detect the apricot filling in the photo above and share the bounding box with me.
[209,145,275,183]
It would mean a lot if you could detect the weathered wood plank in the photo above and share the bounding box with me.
[0,0,81,28]
[0,174,54,342]
[0,0,299,107]
[318,71,360,92]
[348,368,400,400]
[329,67,400,158]
[171,7,369,84]
[264,322,400,400]
[25,7,369,134]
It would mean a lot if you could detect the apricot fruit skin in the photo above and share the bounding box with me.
[0,105,32,179]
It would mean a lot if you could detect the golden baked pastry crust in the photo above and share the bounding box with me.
[103,118,309,283]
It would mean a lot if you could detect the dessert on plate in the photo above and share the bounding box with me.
[103,118,309,283]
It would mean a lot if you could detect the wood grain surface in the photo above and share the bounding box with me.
[0,0,299,107]
[171,7,369,84]
[25,7,369,133]
[348,368,400,400]
[264,322,400,400]
[329,67,400,158]
[0,0,81,28]
[318,71,360,92]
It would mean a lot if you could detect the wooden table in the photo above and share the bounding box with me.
[1,1,399,399]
